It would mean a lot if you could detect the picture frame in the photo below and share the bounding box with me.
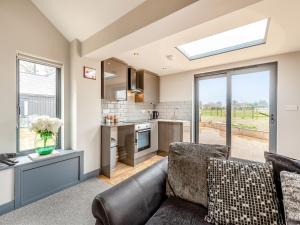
[83,66,96,80]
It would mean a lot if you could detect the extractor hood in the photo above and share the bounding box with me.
[128,67,143,93]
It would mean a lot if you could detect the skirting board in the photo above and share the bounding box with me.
[81,168,101,181]
[0,201,14,216]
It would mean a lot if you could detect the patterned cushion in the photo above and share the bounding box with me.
[166,142,230,208]
[280,171,300,225]
[207,158,283,225]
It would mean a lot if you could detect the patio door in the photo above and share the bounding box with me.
[194,63,277,161]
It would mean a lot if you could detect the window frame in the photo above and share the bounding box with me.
[16,57,62,153]
[177,18,270,61]
[193,62,278,159]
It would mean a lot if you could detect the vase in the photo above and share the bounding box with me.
[35,133,56,155]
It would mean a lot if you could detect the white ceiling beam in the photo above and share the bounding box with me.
[82,0,262,60]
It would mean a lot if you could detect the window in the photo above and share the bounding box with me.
[177,18,269,60]
[17,58,61,152]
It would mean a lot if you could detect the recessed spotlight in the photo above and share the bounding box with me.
[166,55,174,61]
[133,52,139,56]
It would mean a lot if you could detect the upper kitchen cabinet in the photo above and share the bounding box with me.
[101,58,128,101]
[135,70,159,104]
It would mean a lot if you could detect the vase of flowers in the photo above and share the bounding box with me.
[30,116,63,155]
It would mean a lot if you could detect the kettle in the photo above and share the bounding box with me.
[152,111,159,119]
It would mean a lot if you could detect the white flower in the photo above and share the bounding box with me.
[30,116,63,134]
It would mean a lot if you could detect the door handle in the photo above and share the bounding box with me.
[270,114,275,124]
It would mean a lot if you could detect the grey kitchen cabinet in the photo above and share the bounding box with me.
[183,121,192,142]
[158,121,183,152]
[135,70,159,104]
[150,121,158,151]
[101,58,128,101]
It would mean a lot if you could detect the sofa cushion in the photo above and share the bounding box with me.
[166,142,229,208]
[280,171,300,225]
[264,151,300,221]
[145,197,211,225]
[207,158,283,225]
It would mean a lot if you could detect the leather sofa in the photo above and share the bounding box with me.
[92,158,211,225]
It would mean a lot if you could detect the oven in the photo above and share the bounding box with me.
[135,123,151,152]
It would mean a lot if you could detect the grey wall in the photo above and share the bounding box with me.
[0,0,71,153]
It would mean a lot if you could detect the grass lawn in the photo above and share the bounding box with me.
[200,108,269,131]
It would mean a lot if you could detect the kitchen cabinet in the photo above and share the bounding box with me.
[101,58,128,101]
[158,121,183,152]
[150,121,158,151]
[101,124,135,178]
[135,70,159,104]
[183,121,192,142]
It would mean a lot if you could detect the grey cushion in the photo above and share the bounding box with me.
[166,142,229,208]
[264,151,300,221]
[280,171,300,225]
[145,197,211,225]
[207,158,283,225]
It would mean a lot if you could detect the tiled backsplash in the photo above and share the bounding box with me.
[101,98,192,122]
[101,96,154,121]
[155,101,192,121]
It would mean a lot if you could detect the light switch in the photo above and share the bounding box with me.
[285,105,299,111]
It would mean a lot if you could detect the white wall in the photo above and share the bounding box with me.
[0,1,101,208]
[0,0,71,153]
[70,40,101,173]
[160,51,300,159]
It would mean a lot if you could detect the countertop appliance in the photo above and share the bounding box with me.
[135,122,151,152]
[152,111,159,119]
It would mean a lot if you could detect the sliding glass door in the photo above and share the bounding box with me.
[195,63,277,162]
[197,76,228,145]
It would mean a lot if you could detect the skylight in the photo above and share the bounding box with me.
[177,18,269,60]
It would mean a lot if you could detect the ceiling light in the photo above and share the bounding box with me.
[162,67,167,70]
[166,55,174,61]
[133,52,139,56]
[176,18,269,60]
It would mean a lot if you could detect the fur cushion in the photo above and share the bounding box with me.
[280,171,300,225]
[166,142,229,208]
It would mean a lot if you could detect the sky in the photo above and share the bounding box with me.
[199,71,270,106]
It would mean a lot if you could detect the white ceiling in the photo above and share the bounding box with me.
[116,0,300,75]
[31,0,145,41]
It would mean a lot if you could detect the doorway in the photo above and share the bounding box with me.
[194,63,277,161]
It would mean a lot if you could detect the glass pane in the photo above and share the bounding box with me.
[231,71,270,162]
[198,77,227,145]
[19,60,57,151]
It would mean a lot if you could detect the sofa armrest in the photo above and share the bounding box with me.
[92,158,168,225]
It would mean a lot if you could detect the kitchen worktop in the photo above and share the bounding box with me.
[101,119,191,127]
[101,122,135,127]
[157,119,191,123]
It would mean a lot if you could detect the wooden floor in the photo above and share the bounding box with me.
[98,154,166,185]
